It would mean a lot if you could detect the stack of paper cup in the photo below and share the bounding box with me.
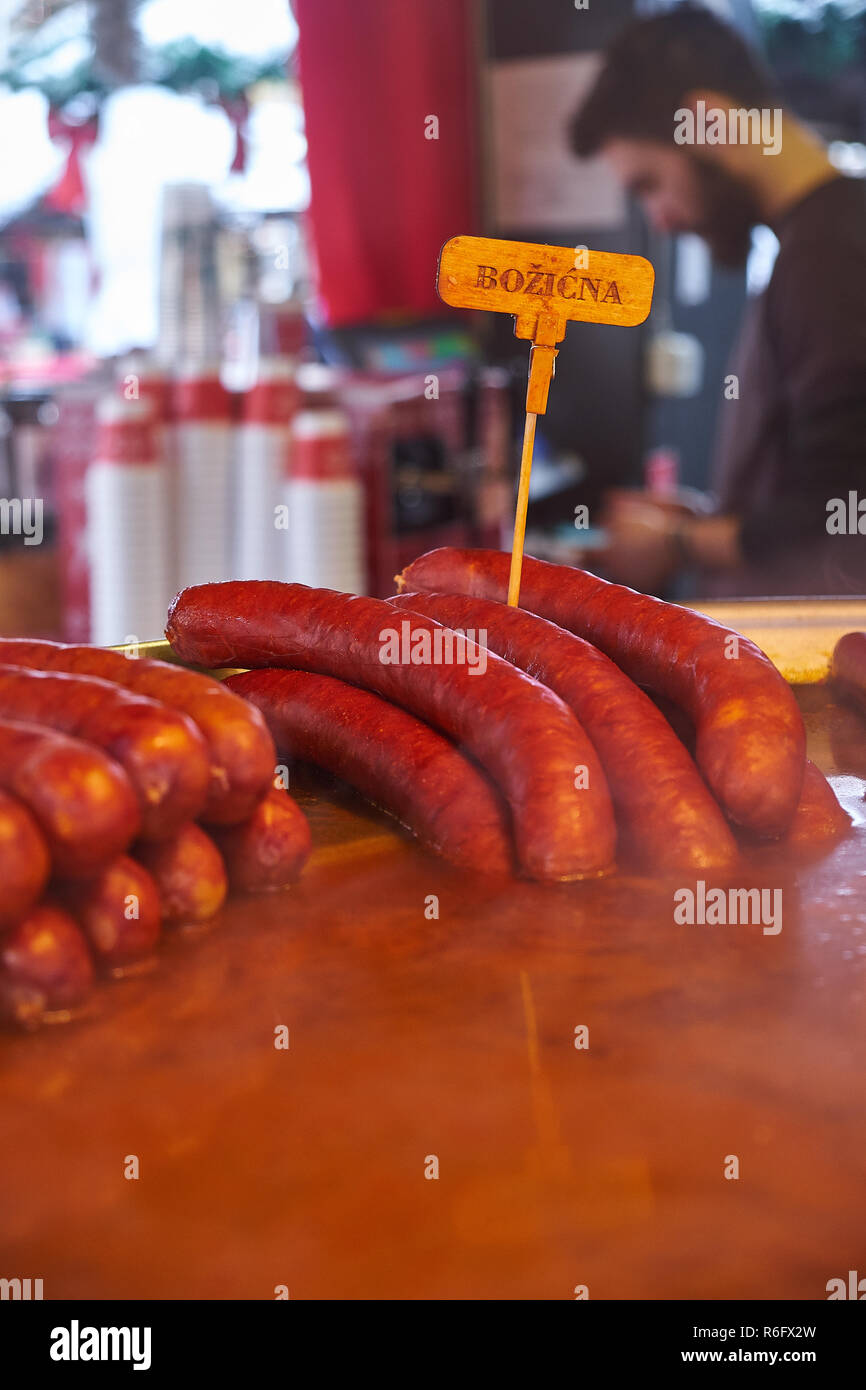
[115,356,176,596]
[85,394,172,646]
[284,371,365,593]
[134,368,171,458]
[172,365,233,588]
[157,184,220,367]
[234,356,297,581]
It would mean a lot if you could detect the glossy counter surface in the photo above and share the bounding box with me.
[2,679,865,1299]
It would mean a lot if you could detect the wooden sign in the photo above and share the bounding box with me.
[436,235,655,604]
[438,235,655,341]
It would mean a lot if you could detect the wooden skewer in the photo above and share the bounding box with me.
[507,411,537,607]
[507,334,556,606]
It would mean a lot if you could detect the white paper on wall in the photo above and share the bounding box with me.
[487,53,627,232]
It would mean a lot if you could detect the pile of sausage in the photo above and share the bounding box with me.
[0,641,310,1030]
[165,546,850,885]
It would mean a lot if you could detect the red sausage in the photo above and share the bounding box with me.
[224,669,515,874]
[0,720,141,877]
[831,632,866,716]
[209,785,311,893]
[167,582,617,881]
[0,904,94,1011]
[0,639,276,826]
[398,548,806,839]
[0,789,51,927]
[57,855,162,967]
[785,760,851,848]
[135,824,228,924]
[390,591,739,872]
[0,665,209,840]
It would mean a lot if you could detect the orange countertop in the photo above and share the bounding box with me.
[1,686,865,1300]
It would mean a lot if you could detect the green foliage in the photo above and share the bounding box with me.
[146,41,287,99]
[0,40,288,108]
[758,1,866,78]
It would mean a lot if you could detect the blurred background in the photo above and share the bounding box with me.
[0,0,864,640]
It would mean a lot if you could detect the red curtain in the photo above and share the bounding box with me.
[294,0,479,327]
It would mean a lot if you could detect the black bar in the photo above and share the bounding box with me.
[1,1298,861,1375]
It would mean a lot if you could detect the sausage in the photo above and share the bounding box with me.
[390,591,739,871]
[224,669,515,874]
[209,785,311,893]
[57,856,162,967]
[0,789,51,927]
[0,720,141,877]
[135,824,228,924]
[398,548,806,839]
[785,760,851,849]
[831,632,866,716]
[0,665,210,840]
[0,639,276,826]
[167,581,617,881]
[0,904,95,1011]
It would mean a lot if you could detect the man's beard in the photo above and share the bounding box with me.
[691,158,762,269]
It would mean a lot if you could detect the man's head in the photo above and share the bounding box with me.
[571,3,782,267]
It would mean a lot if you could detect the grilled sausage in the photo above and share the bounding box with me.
[0,904,94,1011]
[398,548,806,839]
[224,669,515,874]
[57,855,162,967]
[831,632,866,718]
[0,665,209,839]
[0,720,140,877]
[135,823,228,924]
[209,785,311,893]
[0,789,51,926]
[390,590,739,871]
[785,760,851,848]
[0,639,276,826]
[167,581,617,881]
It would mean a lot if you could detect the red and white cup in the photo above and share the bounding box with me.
[85,395,172,646]
[171,365,233,588]
[234,357,298,581]
[284,402,366,594]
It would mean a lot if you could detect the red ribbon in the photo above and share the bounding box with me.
[45,108,99,216]
[220,95,249,174]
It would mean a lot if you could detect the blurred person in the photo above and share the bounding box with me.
[571,2,866,596]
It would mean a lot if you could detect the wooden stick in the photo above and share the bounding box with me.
[436,238,654,611]
[507,410,538,607]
